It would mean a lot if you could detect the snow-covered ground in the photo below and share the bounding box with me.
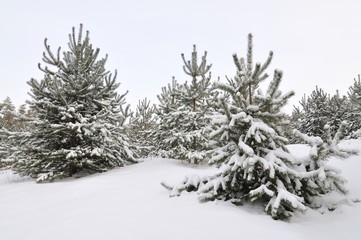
[1,140,360,240]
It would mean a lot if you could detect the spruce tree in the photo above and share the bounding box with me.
[151,77,183,158]
[293,86,355,139]
[347,74,361,137]
[153,46,216,164]
[327,91,351,137]
[129,98,157,157]
[10,24,136,182]
[162,34,356,220]
[294,86,330,138]
[163,34,304,219]
[0,97,16,131]
[0,97,19,168]
[293,122,357,208]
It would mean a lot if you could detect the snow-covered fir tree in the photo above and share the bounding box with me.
[347,74,361,137]
[152,46,216,164]
[293,86,355,139]
[0,98,31,168]
[294,86,330,138]
[0,98,13,166]
[0,97,16,131]
[0,132,10,169]
[151,77,182,158]
[128,98,157,157]
[10,24,137,182]
[162,34,357,220]
[293,122,357,207]
[327,91,351,137]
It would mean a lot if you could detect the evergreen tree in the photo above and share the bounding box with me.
[293,122,356,206]
[293,86,354,139]
[10,24,136,182]
[0,97,16,131]
[289,106,303,143]
[348,74,361,107]
[347,74,361,137]
[0,97,21,168]
[15,104,33,131]
[163,34,302,219]
[151,77,183,158]
[153,46,216,164]
[295,86,330,138]
[129,98,157,157]
[162,34,356,220]
[327,91,351,137]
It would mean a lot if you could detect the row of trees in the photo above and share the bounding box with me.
[291,78,361,140]
[0,98,33,168]
[0,97,33,131]
[0,25,358,220]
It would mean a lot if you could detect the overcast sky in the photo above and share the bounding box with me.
[1,0,360,113]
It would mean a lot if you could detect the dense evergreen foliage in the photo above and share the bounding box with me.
[0,24,359,221]
[162,34,357,220]
[8,25,137,182]
[292,87,330,138]
[128,98,157,157]
[152,46,217,164]
[292,77,361,139]
[347,75,361,136]
[0,98,32,168]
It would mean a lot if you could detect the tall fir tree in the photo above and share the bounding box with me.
[10,24,136,182]
[162,34,356,220]
[153,46,216,164]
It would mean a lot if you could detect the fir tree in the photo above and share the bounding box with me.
[0,97,16,131]
[347,74,361,137]
[10,24,136,182]
[163,34,304,219]
[348,74,361,107]
[327,91,351,137]
[153,46,216,164]
[293,86,355,139]
[162,34,356,220]
[293,122,357,206]
[293,86,330,138]
[0,97,26,168]
[129,98,157,157]
[151,77,183,158]
[289,106,303,143]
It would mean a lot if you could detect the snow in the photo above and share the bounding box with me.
[1,140,361,240]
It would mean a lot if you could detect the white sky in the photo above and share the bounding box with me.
[1,0,361,113]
